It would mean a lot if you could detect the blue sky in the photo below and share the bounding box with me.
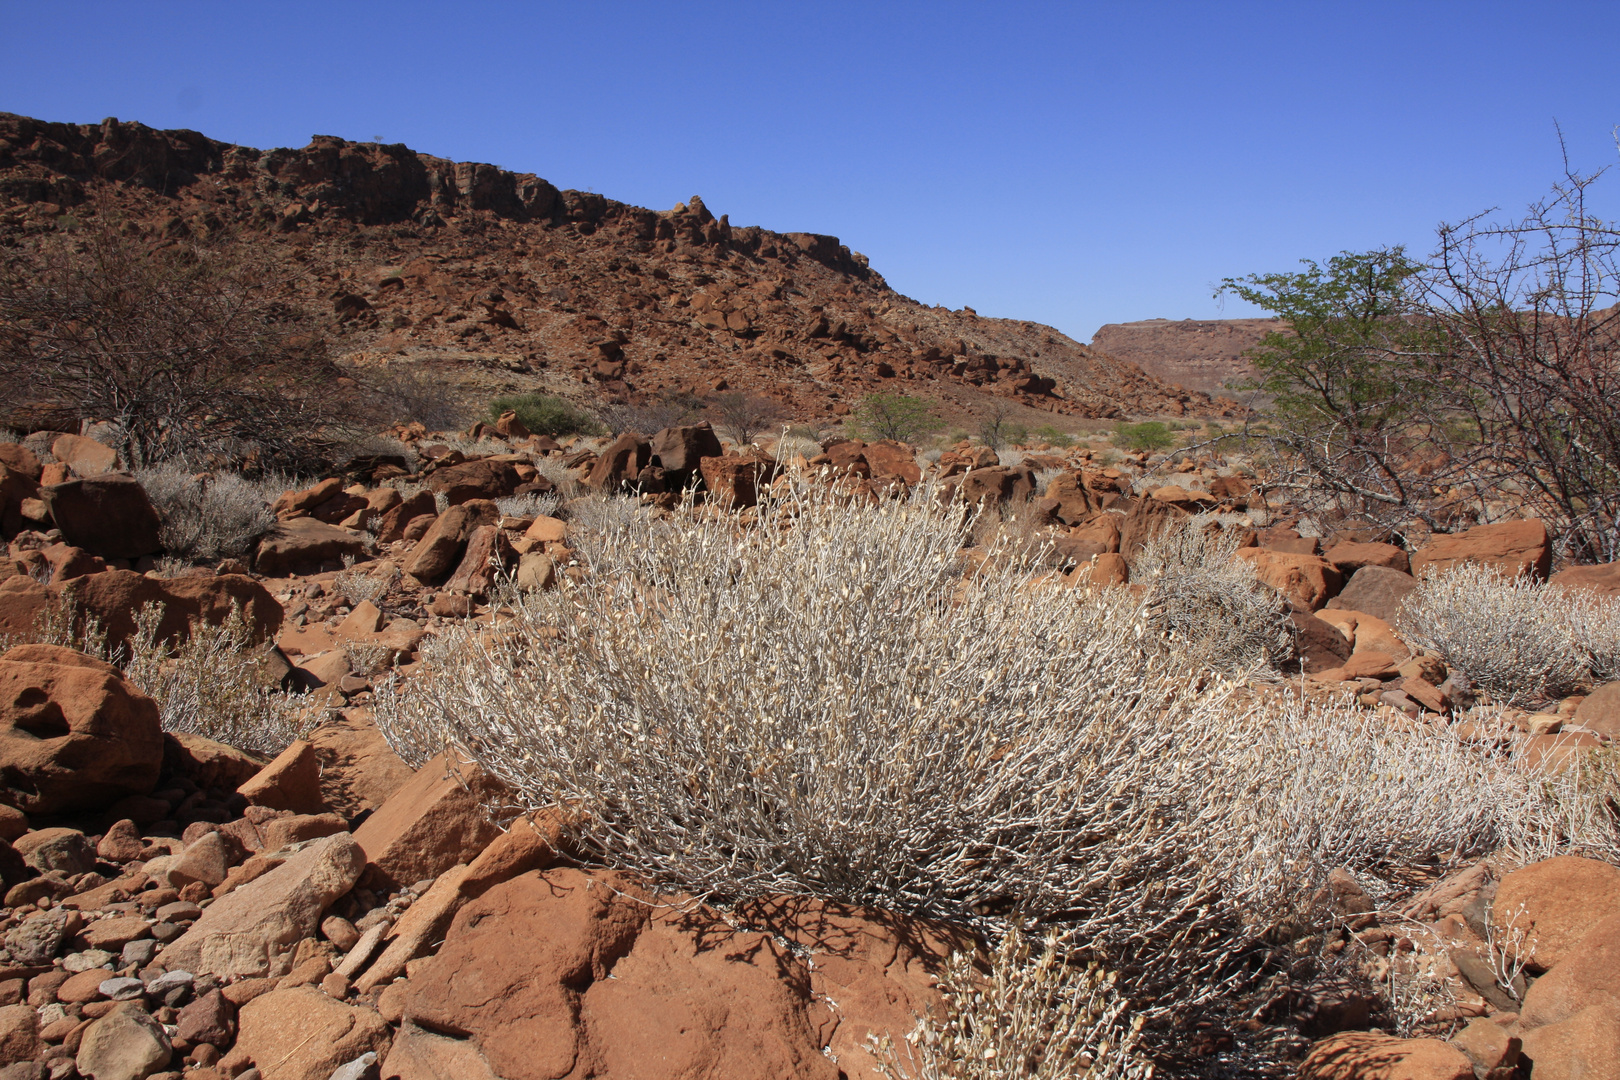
[3,1,1617,342]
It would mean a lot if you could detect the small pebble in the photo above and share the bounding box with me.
[98,976,145,1000]
[62,950,115,973]
[145,970,193,997]
[121,939,160,968]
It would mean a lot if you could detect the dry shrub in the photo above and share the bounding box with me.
[135,463,278,562]
[332,559,397,608]
[1135,519,1293,676]
[530,454,585,496]
[121,603,312,757]
[342,639,395,678]
[496,492,562,520]
[1399,565,1590,705]
[372,482,1610,1031]
[1566,591,1620,684]
[876,924,1152,1080]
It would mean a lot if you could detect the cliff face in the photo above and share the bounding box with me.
[1090,318,1280,397]
[1,113,1237,426]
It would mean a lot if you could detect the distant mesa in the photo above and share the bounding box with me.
[1090,317,1281,397]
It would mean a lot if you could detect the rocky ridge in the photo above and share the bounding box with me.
[0,113,1238,431]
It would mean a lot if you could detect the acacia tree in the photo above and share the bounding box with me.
[1219,149,1620,562]
[0,214,358,470]
[708,391,782,446]
[853,391,943,443]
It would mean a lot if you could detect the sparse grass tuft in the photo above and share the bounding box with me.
[875,923,1151,1080]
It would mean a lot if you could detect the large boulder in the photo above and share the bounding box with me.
[698,452,779,508]
[1550,561,1620,598]
[1323,540,1410,575]
[1492,856,1620,973]
[375,489,437,544]
[56,569,282,648]
[443,524,516,597]
[425,458,522,505]
[956,465,1037,506]
[352,752,506,890]
[401,868,842,1080]
[39,474,162,559]
[1324,565,1418,624]
[49,433,118,476]
[1237,549,1344,611]
[306,713,414,818]
[0,645,163,815]
[1572,681,1620,738]
[254,517,368,577]
[0,577,49,640]
[227,987,391,1080]
[1519,1005,1620,1080]
[649,422,723,479]
[158,832,365,979]
[403,500,499,581]
[1041,472,1100,526]
[861,440,923,487]
[1298,1031,1473,1079]
[74,1000,171,1080]
[1410,519,1552,581]
[584,433,652,492]
[1520,911,1620,1029]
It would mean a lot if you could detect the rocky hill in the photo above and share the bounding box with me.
[1090,317,1280,397]
[0,113,1237,431]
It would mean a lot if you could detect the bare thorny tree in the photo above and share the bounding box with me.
[1217,137,1620,564]
[0,210,365,471]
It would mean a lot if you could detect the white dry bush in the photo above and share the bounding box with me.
[1135,519,1293,676]
[530,454,585,496]
[119,604,311,757]
[496,492,562,520]
[372,481,1609,1020]
[332,558,398,608]
[772,433,824,463]
[1565,591,1620,684]
[875,924,1152,1080]
[135,463,278,562]
[1399,565,1589,705]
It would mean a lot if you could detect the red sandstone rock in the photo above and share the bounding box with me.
[1492,855,1620,973]
[56,569,282,648]
[237,741,328,817]
[0,645,163,815]
[404,867,840,1080]
[1410,519,1552,581]
[40,474,162,559]
[1323,540,1411,575]
[1520,911,1620,1029]
[255,517,369,577]
[1549,561,1620,598]
[1237,549,1344,611]
[352,752,506,890]
[1297,1031,1472,1079]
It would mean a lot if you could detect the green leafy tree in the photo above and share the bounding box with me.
[1215,248,1469,525]
[1218,249,1432,433]
[852,392,943,443]
[1113,421,1177,453]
